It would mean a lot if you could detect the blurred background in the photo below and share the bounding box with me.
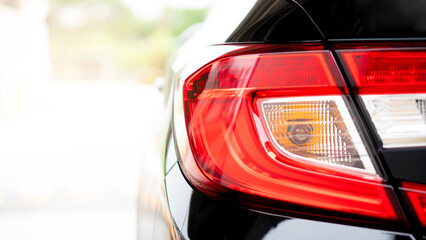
[0,0,211,239]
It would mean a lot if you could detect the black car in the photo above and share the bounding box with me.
[138,0,426,239]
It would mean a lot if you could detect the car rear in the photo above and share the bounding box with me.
[140,0,426,239]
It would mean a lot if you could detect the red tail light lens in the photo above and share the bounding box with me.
[401,182,426,227]
[174,45,406,228]
[185,52,338,95]
[340,50,426,94]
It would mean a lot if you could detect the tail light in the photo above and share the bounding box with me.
[338,49,426,148]
[173,44,406,229]
[401,182,426,228]
[337,48,426,231]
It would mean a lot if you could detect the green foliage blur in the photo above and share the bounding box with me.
[48,0,207,83]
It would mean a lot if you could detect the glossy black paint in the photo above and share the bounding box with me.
[227,0,426,43]
[226,0,322,43]
[299,0,426,40]
[165,157,414,240]
[381,148,426,185]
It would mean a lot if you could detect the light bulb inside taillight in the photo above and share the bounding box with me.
[261,96,376,173]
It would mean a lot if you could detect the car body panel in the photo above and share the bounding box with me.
[298,0,426,40]
[226,0,322,43]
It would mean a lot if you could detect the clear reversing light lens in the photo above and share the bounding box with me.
[262,96,376,173]
[363,94,426,148]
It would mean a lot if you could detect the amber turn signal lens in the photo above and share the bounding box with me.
[261,97,375,172]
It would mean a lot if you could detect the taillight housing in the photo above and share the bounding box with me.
[173,44,406,229]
